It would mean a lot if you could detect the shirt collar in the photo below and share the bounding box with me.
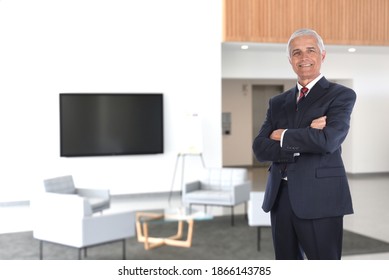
[297,74,324,93]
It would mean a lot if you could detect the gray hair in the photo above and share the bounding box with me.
[286,28,325,58]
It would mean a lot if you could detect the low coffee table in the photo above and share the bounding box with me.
[136,208,212,250]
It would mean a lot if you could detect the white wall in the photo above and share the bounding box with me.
[222,45,389,174]
[0,0,222,201]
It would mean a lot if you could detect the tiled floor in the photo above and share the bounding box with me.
[1,167,388,260]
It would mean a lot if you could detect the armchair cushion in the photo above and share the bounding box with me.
[184,189,232,204]
[76,188,110,212]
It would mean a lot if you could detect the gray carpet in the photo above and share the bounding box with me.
[1,215,389,260]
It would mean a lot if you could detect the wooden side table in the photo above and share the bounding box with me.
[135,209,211,250]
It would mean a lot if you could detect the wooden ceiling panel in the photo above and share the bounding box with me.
[223,0,389,46]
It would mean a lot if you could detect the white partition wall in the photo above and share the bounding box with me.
[0,0,223,201]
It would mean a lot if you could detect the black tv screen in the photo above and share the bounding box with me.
[60,93,163,157]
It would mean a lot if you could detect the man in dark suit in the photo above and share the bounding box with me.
[252,28,356,260]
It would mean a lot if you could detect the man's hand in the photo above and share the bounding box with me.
[269,129,285,141]
[310,116,327,129]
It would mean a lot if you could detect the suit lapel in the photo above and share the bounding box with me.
[284,87,298,129]
[294,77,330,127]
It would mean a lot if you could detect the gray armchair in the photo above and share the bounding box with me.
[43,175,110,213]
[182,168,251,225]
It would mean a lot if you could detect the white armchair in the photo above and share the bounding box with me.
[43,175,110,213]
[31,192,135,259]
[182,168,251,225]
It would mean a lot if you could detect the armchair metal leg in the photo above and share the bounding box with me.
[257,227,261,251]
[231,206,234,226]
[123,239,126,259]
[39,240,43,260]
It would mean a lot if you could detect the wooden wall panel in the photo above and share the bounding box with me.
[223,0,389,46]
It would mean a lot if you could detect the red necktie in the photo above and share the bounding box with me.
[296,87,308,111]
[298,87,308,103]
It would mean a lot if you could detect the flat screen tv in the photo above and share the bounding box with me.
[60,93,163,157]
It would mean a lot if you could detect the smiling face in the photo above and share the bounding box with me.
[288,35,326,86]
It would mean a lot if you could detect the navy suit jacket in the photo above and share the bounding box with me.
[252,77,356,219]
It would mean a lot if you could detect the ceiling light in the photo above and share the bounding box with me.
[241,45,249,50]
[348,47,356,53]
